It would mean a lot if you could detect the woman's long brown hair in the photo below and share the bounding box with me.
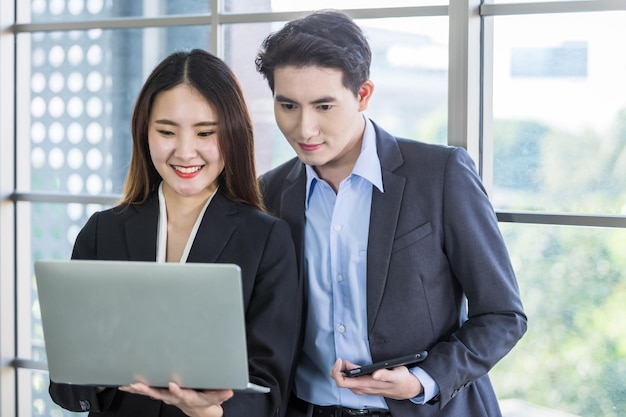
[120,49,263,211]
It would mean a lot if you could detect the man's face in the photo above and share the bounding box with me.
[272,66,373,180]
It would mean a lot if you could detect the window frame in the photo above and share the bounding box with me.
[481,0,626,229]
[2,1,626,416]
[0,0,17,415]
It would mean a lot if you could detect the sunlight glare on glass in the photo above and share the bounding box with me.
[49,0,65,15]
[48,148,65,169]
[67,148,84,170]
[48,46,65,67]
[31,73,46,93]
[31,148,46,169]
[67,72,84,92]
[86,174,103,194]
[48,122,64,144]
[86,148,103,170]
[67,0,84,15]
[86,123,103,144]
[67,203,84,221]
[67,45,84,66]
[67,97,84,118]
[86,0,103,14]
[86,44,103,66]
[67,122,83,144]
[31,0,46,14]
[48,72,64,93]
[31,123,46,144]
[67,173,84,194]
[86,71,103,92]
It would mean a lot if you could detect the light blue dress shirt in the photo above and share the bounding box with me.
[294,117,438,409]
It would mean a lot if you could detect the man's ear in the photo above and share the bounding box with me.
[357,80,375,112]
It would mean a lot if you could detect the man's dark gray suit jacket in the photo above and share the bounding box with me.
[48,190,301,417]
[259,121,527,416]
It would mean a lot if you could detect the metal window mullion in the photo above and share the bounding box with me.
[12,15,213,32]
[211,0,221,57]
[10,192,120,205]
[481,0,626,16]
[481,3,495,197]
[0,0,17,413]
[13,8,36,413]
[142,0,166,80]
[447,0,482,163]
[11,6,450,34]
[496,211,626,229]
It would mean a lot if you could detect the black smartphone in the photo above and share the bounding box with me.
[344,351,428,377]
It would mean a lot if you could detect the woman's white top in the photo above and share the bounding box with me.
[155,182,218,263]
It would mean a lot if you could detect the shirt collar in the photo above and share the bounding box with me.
[305,116,384,208]
[354,117,384,192]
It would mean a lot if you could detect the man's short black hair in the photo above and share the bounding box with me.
[255,9,371,96]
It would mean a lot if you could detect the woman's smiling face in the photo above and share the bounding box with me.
[148,84,225,202]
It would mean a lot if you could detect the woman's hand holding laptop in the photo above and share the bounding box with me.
[119,382,233,417]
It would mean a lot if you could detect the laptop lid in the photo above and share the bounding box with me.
[34,260,269,393]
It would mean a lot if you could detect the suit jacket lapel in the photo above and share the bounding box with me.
[124,195,159,261]
[186,192,237,263]
[282,162,307,271]
[122,192,236,263]
[367,122,406,333]
[278,128,405,333]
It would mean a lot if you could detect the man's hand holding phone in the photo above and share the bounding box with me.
[343,351,428,377]
[330,352,428,400]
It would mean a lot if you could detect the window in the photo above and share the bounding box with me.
[1,1,624,416]
[483,2,626,415]
[510,42,588,78]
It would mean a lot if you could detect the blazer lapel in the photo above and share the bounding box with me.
[277,130,406,332]
[124,195,159,261]
[367,122,406,333]
[282,162,307,271]
[186,192,237,263]
[122,192,236,263]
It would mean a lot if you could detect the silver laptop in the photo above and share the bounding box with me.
[34,260,269,393]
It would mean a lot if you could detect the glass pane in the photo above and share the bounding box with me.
[225,0,447,13]
[18,201,112,354]
[227,16,449,174]
[491,12,626,215]
[20,368,86,417]
[16,26,212,194]
[21,0,211,23]
[489,0,574,2]
[17,203,107,416]
[222,21,290,174]
[18,202,111,415]
[492,223,626,417]
[365,17,448,146]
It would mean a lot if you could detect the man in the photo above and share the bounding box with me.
[256,9,527,417]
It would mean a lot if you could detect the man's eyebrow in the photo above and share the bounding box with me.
[274,95,336,105]
[274,95,297,104]
[311,96,336,105]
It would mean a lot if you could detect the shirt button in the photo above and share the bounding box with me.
[336,274,343,282]
[333,224,341,232]
[337,325,345,333]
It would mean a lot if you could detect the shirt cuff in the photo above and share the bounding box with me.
[408,366,440,405]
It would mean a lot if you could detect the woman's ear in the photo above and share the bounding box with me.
[357,80,375,112]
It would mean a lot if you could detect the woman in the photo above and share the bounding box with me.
[49,49,300,417]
